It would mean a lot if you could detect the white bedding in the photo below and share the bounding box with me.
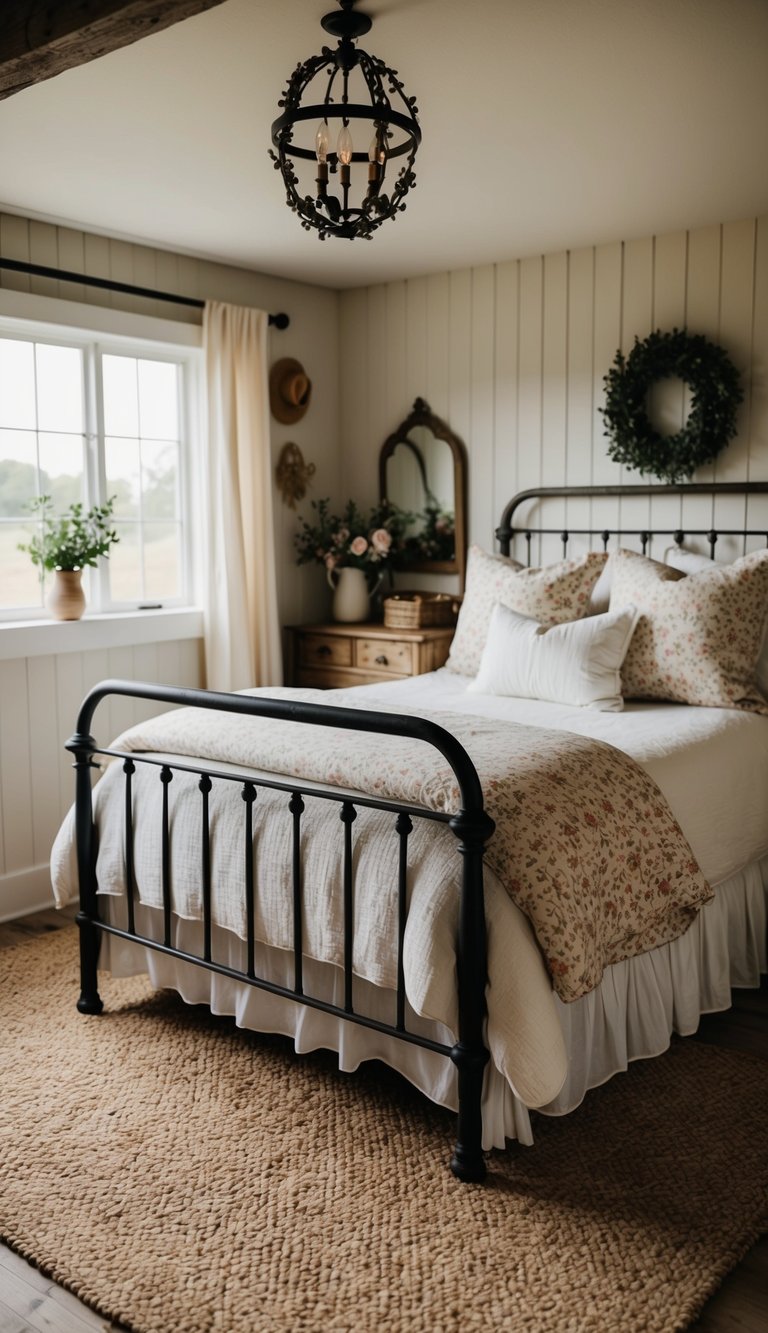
[344,668,768,886]
[52,669,768,1146]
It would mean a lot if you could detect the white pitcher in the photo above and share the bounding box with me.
[327,566,379,622]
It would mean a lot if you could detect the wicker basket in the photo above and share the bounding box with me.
[383,591,459,630]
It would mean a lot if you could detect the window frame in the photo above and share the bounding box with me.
[0,312,203,623]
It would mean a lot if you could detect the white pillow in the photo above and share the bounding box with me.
[663,545,713,574]
[467,601,639,710]
[446,545,608,677]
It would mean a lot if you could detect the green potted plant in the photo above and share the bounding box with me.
[18,495,119,621]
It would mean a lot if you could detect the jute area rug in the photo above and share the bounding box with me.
[1,931,766,1333]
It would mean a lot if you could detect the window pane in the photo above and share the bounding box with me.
[0,339,36,429]
[142,440,178,520]
[1,523,44,609]
[103,355,139,436]
[144,522,180,599]
[36,344,84,433]
[138,360,178,440]
[108,523,142,602]
[0,430,38,516]
[105,436,140,518]
[38,433,84,512]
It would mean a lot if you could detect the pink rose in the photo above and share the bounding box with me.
[371,528,392,553]
[350,536,368,557]
[325,553,337,569]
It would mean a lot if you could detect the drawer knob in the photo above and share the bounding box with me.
[317,644,332,657]
[375,654,388,665]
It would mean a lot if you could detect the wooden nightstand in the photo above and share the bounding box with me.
[285,622,455,689]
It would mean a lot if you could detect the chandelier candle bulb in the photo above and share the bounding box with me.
[315,121,330,162]
[337,126,354,164]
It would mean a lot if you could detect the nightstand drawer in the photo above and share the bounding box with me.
[355,636,415,674]
[298,633,353,669]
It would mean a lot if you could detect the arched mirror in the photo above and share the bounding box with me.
[379,398,467,591]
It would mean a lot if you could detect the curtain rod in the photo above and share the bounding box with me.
[0,257,290,328]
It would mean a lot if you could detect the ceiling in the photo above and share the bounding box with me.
[1,0,767,291]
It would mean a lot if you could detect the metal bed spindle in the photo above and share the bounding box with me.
[199,774,213,964]
[160,766,173,948]
[123,759,136,937]
[341,801,357,1015]
[289,791,305,995]
[242,783,257,981]
[395,811,412,1033]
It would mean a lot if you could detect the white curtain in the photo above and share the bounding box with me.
[203,301,282,690]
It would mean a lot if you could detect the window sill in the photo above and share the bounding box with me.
[0,607,204,661]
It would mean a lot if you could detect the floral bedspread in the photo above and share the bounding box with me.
[104,689,712,1003]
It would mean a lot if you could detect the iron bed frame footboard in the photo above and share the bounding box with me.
[67,680,496,1183]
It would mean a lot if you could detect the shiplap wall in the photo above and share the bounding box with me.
[0,635,203,919]
[339,215,768,578]
[0,211,340,917]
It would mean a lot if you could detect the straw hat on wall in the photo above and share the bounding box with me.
[270,358,312,424]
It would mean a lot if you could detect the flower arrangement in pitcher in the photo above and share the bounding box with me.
[294,497,411,581]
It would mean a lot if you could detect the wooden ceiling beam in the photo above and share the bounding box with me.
[0,0,229,101]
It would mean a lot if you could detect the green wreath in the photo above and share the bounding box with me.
[600,328,743,484]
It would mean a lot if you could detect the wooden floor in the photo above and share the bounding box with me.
[0,907,766,1333]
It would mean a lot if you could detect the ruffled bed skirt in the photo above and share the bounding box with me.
[97,857,767,1151]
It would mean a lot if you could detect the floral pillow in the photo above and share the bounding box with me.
[609,547,768,712]
[446,545,608,677]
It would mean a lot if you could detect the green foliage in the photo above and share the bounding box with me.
[600,328,743,485]
[18,496,119,572]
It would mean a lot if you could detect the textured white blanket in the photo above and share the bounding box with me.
[51,686,717,1105]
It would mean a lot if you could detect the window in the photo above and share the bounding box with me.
[0,327,197,618]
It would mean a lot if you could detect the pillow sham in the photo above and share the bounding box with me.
[609,546,768,713]
[467,601,639,710]
[446,545,608,678]
[664,543,768,699]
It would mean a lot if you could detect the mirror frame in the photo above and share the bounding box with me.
[379,397,468,591]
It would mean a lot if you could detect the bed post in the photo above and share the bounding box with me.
[448,808,495,1182]
[65,730,103,1016]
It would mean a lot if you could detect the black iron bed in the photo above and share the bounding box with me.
[68,481,768,1183]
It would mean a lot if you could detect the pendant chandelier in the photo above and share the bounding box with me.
[269,0,421,241]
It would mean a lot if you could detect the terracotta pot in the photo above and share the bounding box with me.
[47,569,86,621]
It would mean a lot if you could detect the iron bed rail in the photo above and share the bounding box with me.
[67,679,495,1183]
[496,480,768,560]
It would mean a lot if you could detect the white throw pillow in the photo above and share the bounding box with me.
[446,545,608,678]
[467,601,639,710]
[663,545,713,575]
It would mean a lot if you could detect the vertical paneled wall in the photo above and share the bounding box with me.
[0,211,341,628]
[0,635,204,919]
[339,215,768,575]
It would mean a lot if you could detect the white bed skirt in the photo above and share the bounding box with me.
[96,857,767,1152]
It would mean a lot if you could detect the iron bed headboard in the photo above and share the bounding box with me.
[496,480,768,562]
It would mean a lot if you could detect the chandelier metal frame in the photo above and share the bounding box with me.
[269,0,421,241]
